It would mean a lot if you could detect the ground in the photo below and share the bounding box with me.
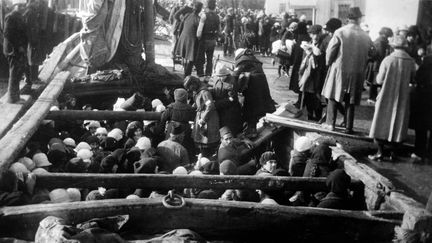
[0,38,430,205]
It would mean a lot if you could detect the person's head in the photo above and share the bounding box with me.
[299,14,307,22]
[95,127,108,141]
[324,18,342,35]
[64,94,76,108]
[108,128,124,142]
[63,138,76,150]
[126,121,143,140]
[379,27,393,39]
[259,151,277,173]
[288,21,298,32]
[135,136,151,152]
[227,7,233,15]
[310,144,332,164]
[86,136,100,150]
[85,120,101,135]
[391,35,408,50]
[186,0,196,7]
[294,136,313,153]
[308,24,323,42]
[170,123,185,143]
[75,142,92,153]
[174,88,188,103]
[32,152,52,169]
[326,169,351,195]
[406,32,417,43]
[219,160,237,175]
[183,75,201,92]
[347,7,363,23]
[219,126,233,147]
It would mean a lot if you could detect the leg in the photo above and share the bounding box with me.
[205,40,216,77]
[369,139,385,161]
[6,55,25,103]
[325,98,337,129]
[195,41,205,77]
[184,61,194,76]
[369,84,378,101]
[345,103,355,133]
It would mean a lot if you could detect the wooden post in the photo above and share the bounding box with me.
[143,0,155,64]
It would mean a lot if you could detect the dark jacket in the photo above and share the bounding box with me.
[317,169,352,210]
[175,12,200,61]
[412,55,432,129]
[3,10,28,56]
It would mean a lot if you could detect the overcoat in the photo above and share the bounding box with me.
[369,50,416,142]
[321,23,372,105]
[175,12,200,61]
[192,87,220,145]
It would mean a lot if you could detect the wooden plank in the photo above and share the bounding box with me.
[0,198,400,242]
[0,95,31,139]
[46,110,162,121]
[35,173,330,192]
[265,112,373,142]
[0,72,70,171]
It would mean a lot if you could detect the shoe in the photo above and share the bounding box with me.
[368,153,383,161]
[321,124,335,131]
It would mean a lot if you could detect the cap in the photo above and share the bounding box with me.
[67,188,81,202]
[347,7,363,19]
[219,126,232,137]
[135,136,151,151]
[49,189,71,203]
[18,157,36,171]
[10,162,30,174]
[294,136,313,152]
[172,166,188,175]
[75,142,91,152]
[174,88,188,102]
[33,153,52,167]
[151,99,163,109]
[219,160,237,175]
[108,128,124,141]
[77,149,93,163]
[63,138,76,148]
[95,127,108,136]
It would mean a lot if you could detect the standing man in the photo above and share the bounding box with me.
[3,0,28,103]
[196,0,220,79]
[172,0,195,58]
[24,0,44,85]
[222,7,235,57]
[321,7,373,134]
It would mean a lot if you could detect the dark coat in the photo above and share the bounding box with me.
[175,12,200,61]
[24,2,45,65]
[303,144,333,178]
[233,58,275,121]
[211,76,243,136]
[365,36,391,84]
[192,86,220,145]
[3,10,27,57]
[412,55,432,130]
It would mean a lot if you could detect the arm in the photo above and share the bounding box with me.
[199,90,216,123]
[197,12,206,39]
[325,35,341,66]
[375,58,387,85]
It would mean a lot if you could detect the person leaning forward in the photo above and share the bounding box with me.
[3,0,28,104]
[321,7,374,134]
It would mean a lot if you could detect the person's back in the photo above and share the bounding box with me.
[157,139,189,172]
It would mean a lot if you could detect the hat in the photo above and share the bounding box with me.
[10,162,30,174]
[108,128,124,141]
[294,136,313,152]
[100,137,117,151]
[75,142,91,152]
[48,138,63,148]
[86,120,101,130]
[195,156,211,170]
[126,194,140,199]
[259,151,276,165]
[234,48,261,66]
[215,65,231,76]
[151,99,163,109]
[50,106,60,111]
[379,27,393,38]
[391,35,408,48]
[86,135,100,145]
[347,7,363,19]
[234,48,246,60]
[173,166,188,175]
[63,138,76,148]
[95,127,108,136]
[261,198,278,205]
[49,143,66,153]
[219,126,232,137]
[324,18,342,33]
[183,75,201,89]
[189,170,204,176]
[18,157,36,171]
[65,157,87,173]
[155,104,166,113]
[77,149,93,163]
[49,189,71,203]
[288,22,298,30]
[67,188,81,202]
[174,88,188,102]
[32,168,49,175]
[308,24,322,34]
[219,160,237,175]
[171,123,184,135]
[135,136,151,151]
[33,153,52,167]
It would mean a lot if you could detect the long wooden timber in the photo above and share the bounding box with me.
[0,72,70,171]
[46,109,162,121]
[34,173,363,192]
[266,110,373,142]
[0,198,400,242]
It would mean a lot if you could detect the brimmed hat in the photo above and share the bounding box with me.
[63,138,76,148]
[308,25,322,34]
[95,127,108,136]
[391,35,408,48]
[33,153,52,167]
[294,136,313,152]
[347,7,363,19]
[10,162,30,174]
[75,142,91,152]
[183,75,201,89]
[174,88,188,102]
[324,18,342,33]
[135,136,151,151]
[219,126,232,137]
[219,160,237,175]
[18,157,36,171]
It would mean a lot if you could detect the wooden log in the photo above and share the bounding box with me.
[46,110,162,121]
[0,198,400,242]
[35,173,330,191]
[64,14,70,40]
[0,72,70,171]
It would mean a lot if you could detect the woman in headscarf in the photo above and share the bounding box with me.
[317,169,352,210]
[184,76,220,157]
[160,88,196,159]
[124,121,144,150]
[175,1,203,76]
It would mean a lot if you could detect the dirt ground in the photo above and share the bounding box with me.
[1,39,430,205]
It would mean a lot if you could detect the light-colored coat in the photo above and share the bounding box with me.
[321,23,372,105]
[193,87,220,145]
[369,50,416,142]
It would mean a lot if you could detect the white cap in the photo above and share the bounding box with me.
[75,142,91,152]
[155,104,166,113]
[108,128,124,141]
[49,189,71,203]
[294,136,313,152]
[50,106,60,111]
[172,166,188,175]
[235,48,246,59]
[135,136,151,151]
[63,138,76,148]
[33,153,52,167]
[126,194,140,199]
[18,157,36,171]
[67,188,81,202]
[189,170,204,176]
[77,149,93,163]
[10,162,30,174]
[32,168,49,175]
[151,99,163,109]
[95,127,108,135]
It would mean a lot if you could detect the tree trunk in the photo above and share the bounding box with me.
[143,0,155,64]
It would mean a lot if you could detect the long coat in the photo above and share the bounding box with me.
[3,10,27,57]
[175,12,200,61]
[369,50,416,142]
[321,23,372,105]
[412,55,432,130]
[24,2,45,65]
[193,87,220,145]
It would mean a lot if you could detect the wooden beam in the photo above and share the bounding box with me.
[0,72,70,171]
[0,198,400,242]
[34,173,364,192]
[143,0,155,64]
[46,110,162,121]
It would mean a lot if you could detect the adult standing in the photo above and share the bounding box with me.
[196,0,220,78]
[172,0,195,57]
[3,0,28,103]
[368,36,416,161]
[233,48,275,138]
[175,1,203,76]
[321,7,373,134]
[184,76,220,157]
[222,7,235,57]
[24,0,44,85]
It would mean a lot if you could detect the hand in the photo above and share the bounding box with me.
[26,173,36,194]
